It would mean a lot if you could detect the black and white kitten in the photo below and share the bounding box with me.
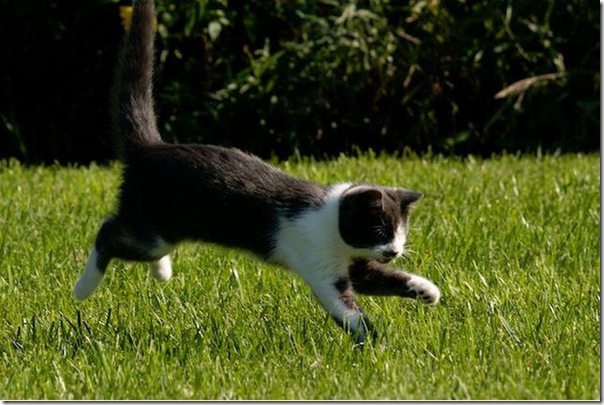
[73,0,440,344]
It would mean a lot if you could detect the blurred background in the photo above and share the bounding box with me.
[0,0,599,165]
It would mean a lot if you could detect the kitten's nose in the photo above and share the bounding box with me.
[382,249,399,260]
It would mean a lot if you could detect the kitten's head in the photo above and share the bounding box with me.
[338,185,422,263]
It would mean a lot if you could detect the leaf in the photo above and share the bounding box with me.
[208,20,222,41]
[494,72,566,99]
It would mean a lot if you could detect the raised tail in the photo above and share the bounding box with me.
[111,0,162,159]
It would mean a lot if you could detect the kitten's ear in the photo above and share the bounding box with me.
[397,189,423,207]
[344,188,384,210]
[361,189,384,208]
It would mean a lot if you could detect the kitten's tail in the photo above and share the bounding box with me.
[110,0,162,159]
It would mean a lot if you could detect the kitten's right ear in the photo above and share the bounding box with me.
[397,189,423,207]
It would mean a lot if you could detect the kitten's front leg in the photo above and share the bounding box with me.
[349,259,441,305]
[302,273,375,345]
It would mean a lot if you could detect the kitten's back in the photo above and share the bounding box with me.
[118,143,327,257]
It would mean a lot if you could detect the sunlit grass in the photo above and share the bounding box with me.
[0,153,599,399]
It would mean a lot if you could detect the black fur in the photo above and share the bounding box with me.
[339,186,421,250]
[349,258,416,298]
[118,144,326,258]
[110,0,161,158]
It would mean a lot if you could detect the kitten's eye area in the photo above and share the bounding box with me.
[371,218,393,242]
[372,225,387,238]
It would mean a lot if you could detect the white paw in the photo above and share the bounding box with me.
[408,275,441,305]
[74,248,105,300]
[149,255,172,281]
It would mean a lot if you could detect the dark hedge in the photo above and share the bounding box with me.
[0,0,599,164]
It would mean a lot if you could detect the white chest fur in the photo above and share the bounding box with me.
[270,183,353,280]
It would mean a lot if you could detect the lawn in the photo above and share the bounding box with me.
[0,152,600,400]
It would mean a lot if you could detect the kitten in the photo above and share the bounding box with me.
[73,0,440,345]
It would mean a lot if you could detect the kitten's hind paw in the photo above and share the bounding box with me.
[408,275,441,305]
[74,248,105,301]
[149,255,172,281]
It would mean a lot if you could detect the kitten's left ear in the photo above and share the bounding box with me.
[397,189,423,207]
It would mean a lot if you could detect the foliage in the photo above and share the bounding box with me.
[0,153,599,399]
[0,0,599,163]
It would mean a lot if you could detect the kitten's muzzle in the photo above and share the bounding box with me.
[377,249,400,263]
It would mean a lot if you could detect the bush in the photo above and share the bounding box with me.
[0,0,599,164]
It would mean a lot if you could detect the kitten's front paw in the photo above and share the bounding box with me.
[408,275,441,305]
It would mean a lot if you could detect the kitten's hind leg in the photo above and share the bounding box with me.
[74,217,173,300]
[149,255,172,281]
[74,246,110,301]
[74,217,122,301]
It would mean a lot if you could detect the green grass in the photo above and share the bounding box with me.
[0,153,600,400]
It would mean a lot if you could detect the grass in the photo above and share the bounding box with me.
[0,152,600,400]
